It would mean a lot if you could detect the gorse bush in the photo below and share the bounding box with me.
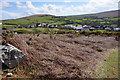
[3,69,10,72]
[56,30,66,34]
[16,30,27,34]
[115,36,119,41]
[97,48,103,52]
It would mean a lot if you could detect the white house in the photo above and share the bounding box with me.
[82,25,88,28]
[64,25,73,27]
[82,25,90,31]
[73,25,83,30]
[27,25,34,28]
[114,28,120,31]
[31,25,34,28]
[105,27,112,31]
[38,24,42,27]
[53,25,58,28]
[41,23,46,27]
[89,27,95,31]
[0,23,2,25]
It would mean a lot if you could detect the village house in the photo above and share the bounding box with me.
[48,25,54,28]
[64,25,73,29]
[82,25,90,31]
[0,23,2,25]
[105,27,112,31]
[53,25,58,28]
[27,25,34,28]
[42,23,47,27]
[94,26,101,30]
[89,27,95,31]
[35,23,58,28]
[13,31,18,34]
[64,25,73,27]
[31,25,35,28]
[36,23,42,27]
[114,27,120,31]
[73,25,83,31]
[100,25,107,30]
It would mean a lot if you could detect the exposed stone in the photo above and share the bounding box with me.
[0,44,26,68]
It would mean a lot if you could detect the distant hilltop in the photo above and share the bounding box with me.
[19,14,54,19]
[68,10,119,18]
[19,10,119,19]
[2,10,119,28]
[91,10,119,18]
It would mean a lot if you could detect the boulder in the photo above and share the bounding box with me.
[6,73,13,77]
[0,44,26,68]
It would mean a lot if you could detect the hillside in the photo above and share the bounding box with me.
[17,10,119,19]
[19,14,54,19]
[2,10,118,28]
[97,10,118,18]
[11,10,119,19]
[1,10,119,79]
[2,34,118,78]
[69,10,118,18]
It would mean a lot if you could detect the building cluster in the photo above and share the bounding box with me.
[63,24,120,31]
[19,23,59,28]
[19,23,120,31]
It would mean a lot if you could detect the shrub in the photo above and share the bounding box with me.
[3,69,10,72]
[16,30,27,34]
[95,31,102,35]
[2,27,7,30]
[115,36,119,41]
[56,30,66,34]
[66,30,75,34]
[81,31,86,34]
[97,48,103,52]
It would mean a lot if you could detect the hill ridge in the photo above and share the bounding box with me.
[19,10,119,19]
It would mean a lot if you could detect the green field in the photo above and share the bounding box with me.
[1,11,119,34]
[2,15,118,28]
[9,27,75,34]
[92,49,118,78]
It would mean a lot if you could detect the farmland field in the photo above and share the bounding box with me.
[2,10,119,31]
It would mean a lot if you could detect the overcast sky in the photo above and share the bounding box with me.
[0,0,119,20]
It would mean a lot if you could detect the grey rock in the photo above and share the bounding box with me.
[0,44,26,68]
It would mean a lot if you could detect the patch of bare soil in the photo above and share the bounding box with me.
[6,34,118,78]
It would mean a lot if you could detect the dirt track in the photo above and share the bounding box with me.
[6,34,118,78]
